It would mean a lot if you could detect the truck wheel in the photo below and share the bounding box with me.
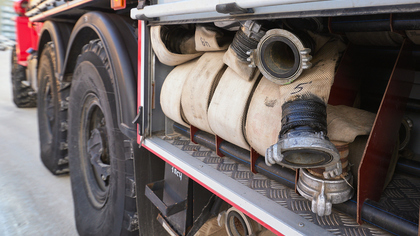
[11,46,36,108]
[68,39,138,236]
[37,42,70,174]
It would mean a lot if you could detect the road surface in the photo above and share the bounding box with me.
[0,49,78,236]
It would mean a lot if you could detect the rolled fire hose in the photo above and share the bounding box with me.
[151,25,203,66]
[160,59,198,127]
[195,25,231,52]
[181,51,227,134]
[208,68,260,150]
[245,78,283,156]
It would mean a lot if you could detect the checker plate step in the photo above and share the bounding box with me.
[159,134,392,236]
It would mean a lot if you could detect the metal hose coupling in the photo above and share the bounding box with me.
[265,96,342,178]
[248,29,314,85]
[297,142,353,216]
[297,169,353,216]
[230,20,266,61]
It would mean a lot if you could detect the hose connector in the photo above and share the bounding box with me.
[250,29,313,85]
[265,96,341,178]
[230,20,266,62]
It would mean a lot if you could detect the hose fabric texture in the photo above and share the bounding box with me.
[181,52,227,134]
[160,59,198,127]
[278,38,346,105]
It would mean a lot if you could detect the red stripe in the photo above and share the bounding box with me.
[137,20,142,145]
[143,144,284,236]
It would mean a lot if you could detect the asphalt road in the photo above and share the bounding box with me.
[0,50,78,236]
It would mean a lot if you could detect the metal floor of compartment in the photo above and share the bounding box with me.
[157,133,399,236]
[376,173,420,225]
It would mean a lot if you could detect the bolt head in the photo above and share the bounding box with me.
[406,119,413,128]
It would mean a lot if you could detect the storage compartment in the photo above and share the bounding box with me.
[142,20,420,235]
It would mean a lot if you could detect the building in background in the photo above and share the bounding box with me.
[0,0,15,40]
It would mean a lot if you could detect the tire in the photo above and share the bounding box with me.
[11,46,36,108]
[68,39,138,236]
[37,42,70,175]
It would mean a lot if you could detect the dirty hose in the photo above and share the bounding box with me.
[181,52,227,134]
[265,39,346,178]
[208,68,260,150]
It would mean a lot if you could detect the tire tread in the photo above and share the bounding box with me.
[11,46,37,108]
[37,42,70,175]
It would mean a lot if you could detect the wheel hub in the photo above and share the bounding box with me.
[87,128,110,184]
[82,95,111,204]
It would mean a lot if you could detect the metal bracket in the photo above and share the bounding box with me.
[145,180,187,217]
[132,106,144,136]
[250,148,258,174]
[190,125,199,144]
[137,0,149,9]
[215,135,224,157]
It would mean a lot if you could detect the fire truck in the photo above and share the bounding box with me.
[11,0,420,235]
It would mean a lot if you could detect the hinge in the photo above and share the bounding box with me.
[132,106,144,136]
[216,2,254,15]
[137,0,149,9]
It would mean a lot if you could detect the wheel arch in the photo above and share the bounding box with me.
[62,12,138,139]
[37,21,73,76]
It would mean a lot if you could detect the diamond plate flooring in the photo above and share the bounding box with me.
[377,173,420,224]
[160,134,392,236]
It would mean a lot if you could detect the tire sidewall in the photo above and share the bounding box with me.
[69,51,127,236]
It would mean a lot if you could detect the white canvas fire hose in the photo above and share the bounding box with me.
[151,25,203,66]
[208,68,260,150]
[245,78,283,156]
[181,51,227,134]
[195,25,231,52]
[152,25,235,67]
[160,59,198,127]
